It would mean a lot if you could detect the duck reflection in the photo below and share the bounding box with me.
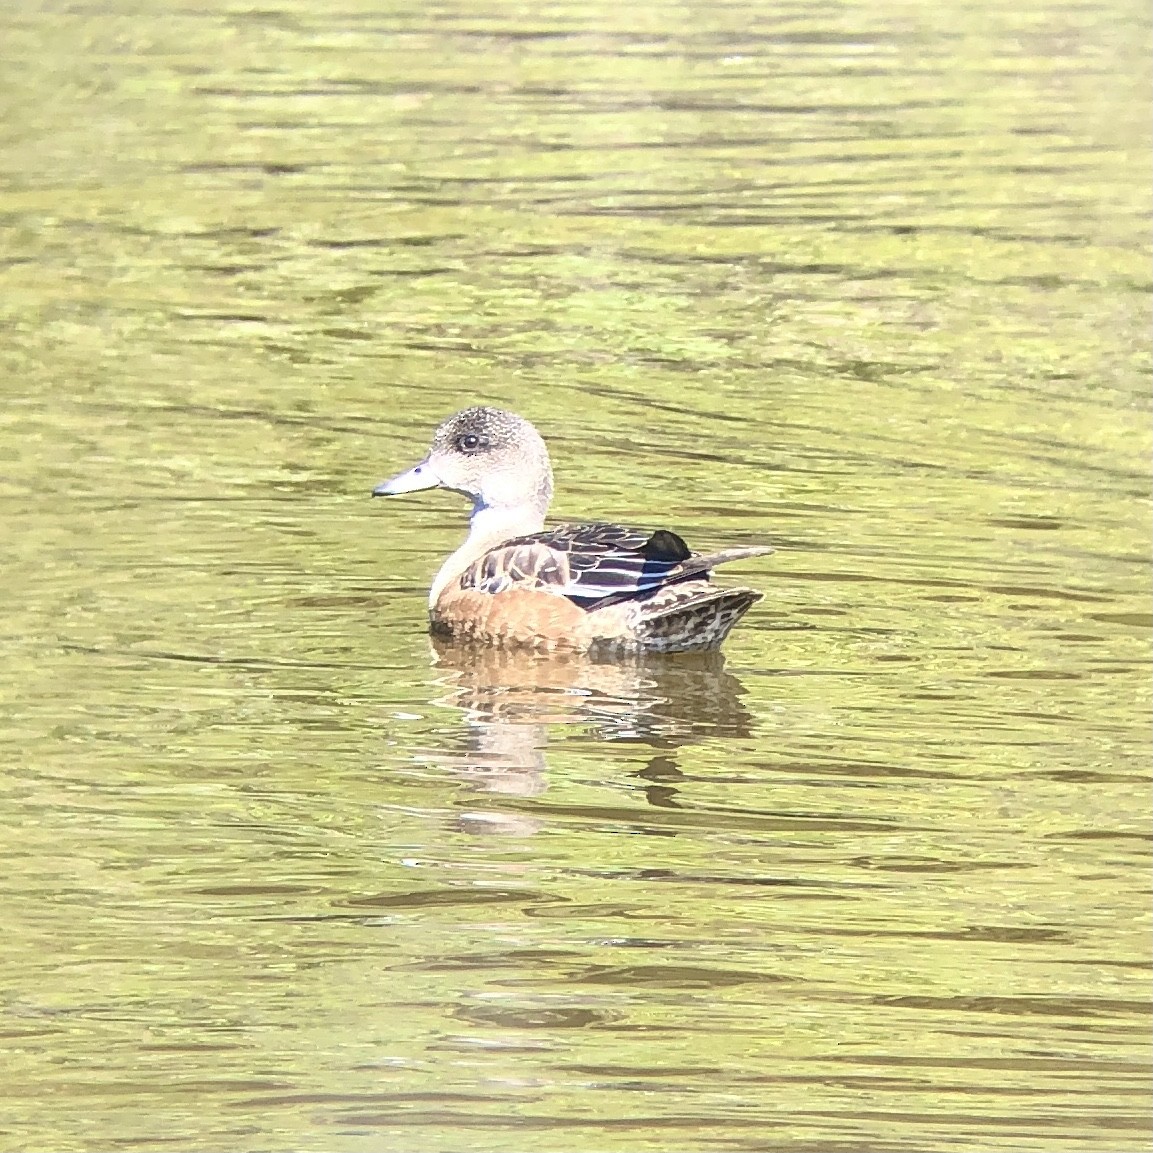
[428,639,754,833]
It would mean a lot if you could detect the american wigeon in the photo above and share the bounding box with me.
[373,407,771,653]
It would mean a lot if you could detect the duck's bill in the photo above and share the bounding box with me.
[372,458,441,497]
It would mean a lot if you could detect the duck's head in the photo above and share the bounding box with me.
[373,407,554,521]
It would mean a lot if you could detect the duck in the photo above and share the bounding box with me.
[372,407,771,653]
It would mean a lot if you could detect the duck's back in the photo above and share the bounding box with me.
[433,522,769,652]
[458,522,697,607]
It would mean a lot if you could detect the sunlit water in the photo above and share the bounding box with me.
[1,0,1149,1150]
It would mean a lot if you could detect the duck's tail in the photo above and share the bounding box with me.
[672,545,773,584]
[633,583,763,653]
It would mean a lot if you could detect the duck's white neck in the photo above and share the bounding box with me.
[428,500,547,609]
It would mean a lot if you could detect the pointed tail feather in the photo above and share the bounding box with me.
[673,545,773,584]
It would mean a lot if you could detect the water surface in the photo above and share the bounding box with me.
[1,1,1150,1150]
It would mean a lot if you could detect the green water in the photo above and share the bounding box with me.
[1,1,1149,1150]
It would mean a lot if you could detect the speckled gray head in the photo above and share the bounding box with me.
[373,407,554,517]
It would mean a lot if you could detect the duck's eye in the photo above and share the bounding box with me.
[457,433,482,452]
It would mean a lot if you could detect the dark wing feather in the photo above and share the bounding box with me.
[459,522,709,608]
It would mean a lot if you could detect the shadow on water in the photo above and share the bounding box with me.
[425,639,756,833]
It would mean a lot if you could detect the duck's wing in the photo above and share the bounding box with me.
[459,522,771,609]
